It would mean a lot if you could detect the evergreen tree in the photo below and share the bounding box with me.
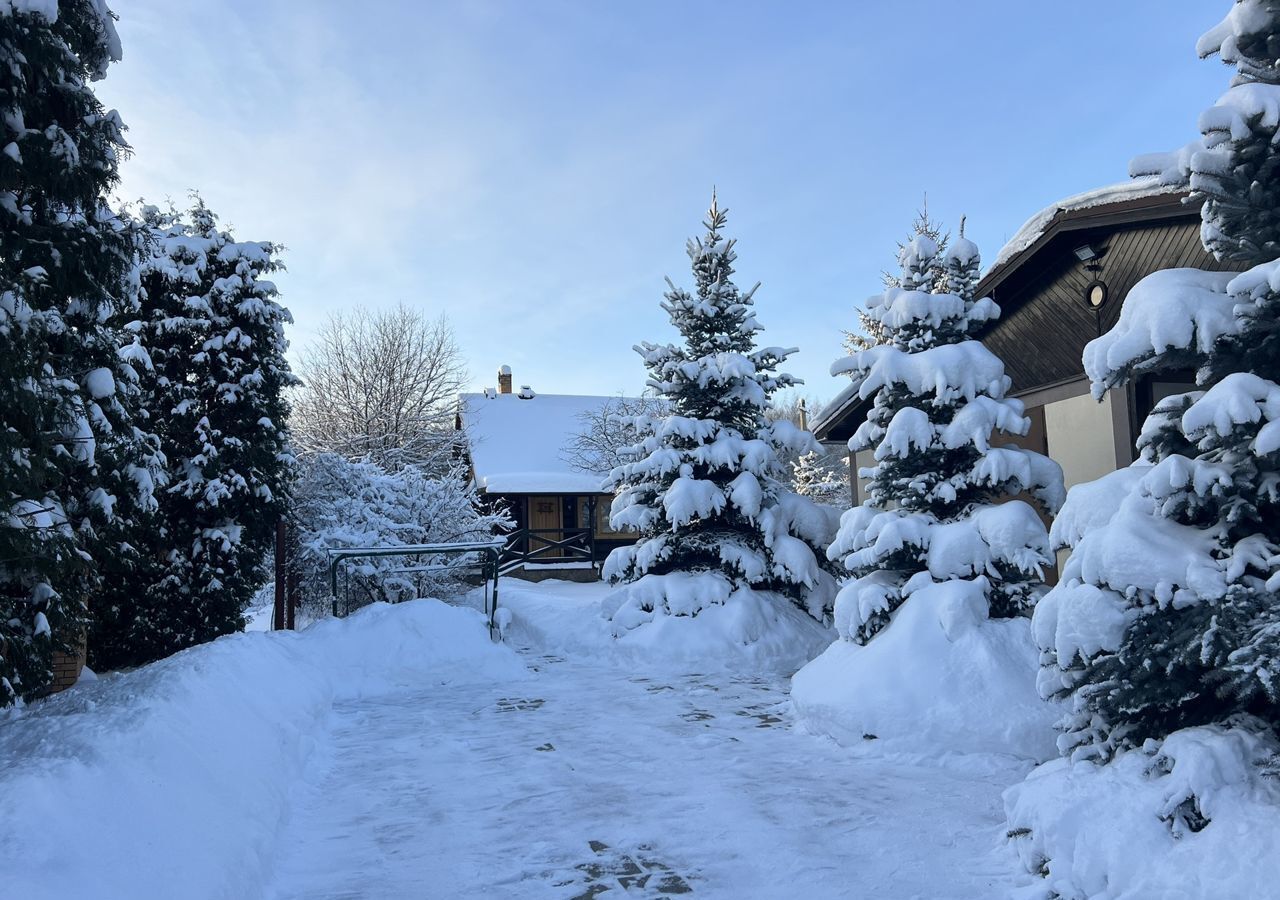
[790,450,847,508]
[1037,1,1280,757]
[0,2,161,703]
[843,201,950,353]
[605,194,840,621]
[827,229,1064,644]
[1192,0,1280,264]
[91,200,296,669]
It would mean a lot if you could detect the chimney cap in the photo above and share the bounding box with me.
[498,364,512,375]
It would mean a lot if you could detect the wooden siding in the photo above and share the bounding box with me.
[982,217,1237,395]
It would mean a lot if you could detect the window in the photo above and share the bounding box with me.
[592,495,626,538]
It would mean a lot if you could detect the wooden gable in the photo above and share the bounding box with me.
[978,196,1239,396]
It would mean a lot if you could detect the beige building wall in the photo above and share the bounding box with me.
[1041,386,1124,573]
[853,448,876,505]
[1042,389,1119,492]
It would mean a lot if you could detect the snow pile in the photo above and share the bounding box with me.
[0,599,525,900]
[497,578,832,675]
[792,579,1058,761]
[604,577,833,672]
[1004,724,1280,899]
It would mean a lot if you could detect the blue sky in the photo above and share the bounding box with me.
[97,1,1224,405]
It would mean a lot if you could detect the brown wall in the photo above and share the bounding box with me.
[983,218,1233,396]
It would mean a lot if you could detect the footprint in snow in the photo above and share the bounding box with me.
[554,840,695,898]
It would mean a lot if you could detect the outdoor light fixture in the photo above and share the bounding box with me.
[1074,244,1098,262]
[1084,280,1108,310]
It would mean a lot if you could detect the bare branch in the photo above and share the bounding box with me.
[291,304,468,473]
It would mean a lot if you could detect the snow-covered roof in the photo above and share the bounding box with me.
[810,379,863,441]
[459,391,613,494]
[991,177,1186,271]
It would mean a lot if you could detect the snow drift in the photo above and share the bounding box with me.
[1004,724,1280,899]
[497,577,832,675]
[792,580,1059,761]
[0,600,526,900]
[605,576,834,673]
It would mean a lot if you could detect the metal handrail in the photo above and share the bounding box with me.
[326,539,507,639]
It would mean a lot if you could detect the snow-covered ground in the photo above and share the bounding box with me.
[3,579,1037,900]
[266,579,1029,899]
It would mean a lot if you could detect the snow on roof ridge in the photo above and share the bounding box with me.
[991,176,1186,271]
[460,390,619,402]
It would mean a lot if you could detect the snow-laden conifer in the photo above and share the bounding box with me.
[0,1,161,703]
[826,227,1064,644]
[790,450,847,508]
[844,203,949,354]
[1037,1,1280,757]
[604,195,839,626]
[91,200,296,668]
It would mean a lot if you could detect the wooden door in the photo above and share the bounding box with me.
[528,496,562,558]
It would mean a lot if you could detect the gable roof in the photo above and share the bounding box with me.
[982,178,1192,298]
[810,379,865,444]
[458,391,613,494]
[813,178,1198,444]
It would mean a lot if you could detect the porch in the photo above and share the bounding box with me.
[492,492,634,580]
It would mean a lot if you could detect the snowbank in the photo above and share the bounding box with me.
[0,600,526,900]
[497,577,832,675]
[1004,724,1280,899]
[792,581,1058,761]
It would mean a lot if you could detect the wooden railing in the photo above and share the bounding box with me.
[499,526,596,573]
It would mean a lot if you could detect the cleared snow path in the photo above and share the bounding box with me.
[264,614,1025,898]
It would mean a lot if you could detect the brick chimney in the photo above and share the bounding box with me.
[497,365,513,395]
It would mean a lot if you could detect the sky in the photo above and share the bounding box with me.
[96,1,1226,407]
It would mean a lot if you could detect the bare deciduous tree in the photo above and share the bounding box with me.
[563,394,667,475]
[292,305,468,472]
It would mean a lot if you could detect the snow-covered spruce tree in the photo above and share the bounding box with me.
[90,200,296,669]
[843,202,950,354]
[1193,0,1280,264]
[1036,1,1280,758]
[790,450,847,508]
[826,229,1064,644]
[604,195,840,626]
[0,2,163,703]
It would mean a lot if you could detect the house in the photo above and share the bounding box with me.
[812,179,1247,506]
[456,366,636,580]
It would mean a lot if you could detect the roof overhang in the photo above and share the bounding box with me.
[812,379,869,443]
[815,184,1200,445]
[979,188,1197,300]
